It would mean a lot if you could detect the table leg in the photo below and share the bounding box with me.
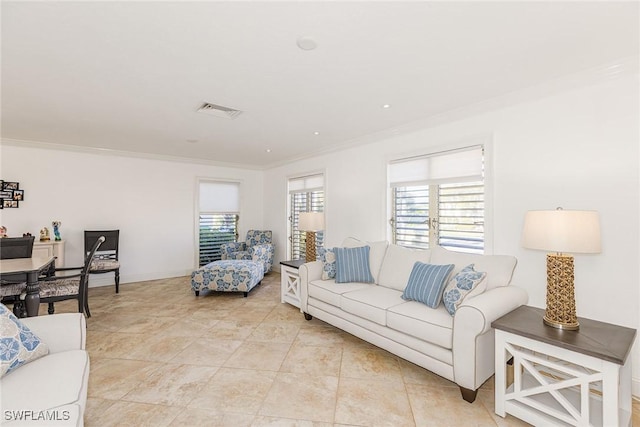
[24,270,40,317]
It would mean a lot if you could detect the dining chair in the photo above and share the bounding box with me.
[0,236,35,317]
[85,230,120,293]
[38,235,104,317]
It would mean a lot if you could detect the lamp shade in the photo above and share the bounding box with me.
[521,209,601,254]
[298,212,325,231]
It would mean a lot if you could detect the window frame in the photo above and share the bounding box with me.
[387,138,493,254]
[194,178,241,267]
[287,172,325,261]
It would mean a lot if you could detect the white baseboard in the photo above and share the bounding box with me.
[87,270,192,288]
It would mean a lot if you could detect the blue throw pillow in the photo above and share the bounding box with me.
[0,303,49,378]
[442,264,487,316]
[317,247,336,280]
[402,262,455,308]
[334,246,374,283]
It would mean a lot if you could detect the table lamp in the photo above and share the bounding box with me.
[298,212,324,262]
[521,208,601,330]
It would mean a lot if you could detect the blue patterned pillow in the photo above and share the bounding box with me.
[334,246,374,283]
[442,264,487,316]
[317,247,336,280]
[402,262,455,308]
[0,303,49,378]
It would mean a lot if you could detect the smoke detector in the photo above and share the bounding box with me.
[196,102,242,119]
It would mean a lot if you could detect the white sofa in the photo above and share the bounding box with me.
[299,238,528,403]
[1,313,89,426]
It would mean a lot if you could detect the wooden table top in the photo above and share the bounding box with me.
[0,256,55,274]
[492,305,637,365]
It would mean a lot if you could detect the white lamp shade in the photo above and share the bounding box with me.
[298,212,325,231]
[521,209,601,254]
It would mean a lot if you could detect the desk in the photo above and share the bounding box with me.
[0,256,55,317]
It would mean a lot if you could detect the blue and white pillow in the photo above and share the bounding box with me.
[442,264,487,316]
[0,303,49,378]
[317,247,336,280]
[334,246,374,283]
[402,262,455,308]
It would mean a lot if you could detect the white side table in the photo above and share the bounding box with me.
[280,259,305,308]
[493,306,636,427]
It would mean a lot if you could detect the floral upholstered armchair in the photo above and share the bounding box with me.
[220,230,275,273]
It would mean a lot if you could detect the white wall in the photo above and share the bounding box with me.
[0,145,264,284]
[264,72,639,392]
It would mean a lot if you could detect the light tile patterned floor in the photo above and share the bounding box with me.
[42,272,639,426]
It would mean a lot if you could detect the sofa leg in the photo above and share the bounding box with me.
[194,290,200,296]
[459,387,478,403]
[243,292,248,297]
[303,312,312,321]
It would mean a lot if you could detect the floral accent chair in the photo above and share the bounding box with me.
[220,230,274,273]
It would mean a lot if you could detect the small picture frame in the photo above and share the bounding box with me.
[2,199,18,208]
[0,191,12,199]
[2,182,18,191]
[13,190,24,201]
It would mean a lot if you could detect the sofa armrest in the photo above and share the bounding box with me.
[298,261,323,312]
[21,313,86,353]
[452,286,528,390]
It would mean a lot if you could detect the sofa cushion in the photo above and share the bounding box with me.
[0,304,49,378]
[341,287,405,325]
[442,264,487,316]
[387,301,454,349]
[317,247,336,280]
[430,245,517,293]
[334,246,375,283]
[308,280,372,308]
[342,238,389,283]
[0,349,89,414]
[402,262,454,308]
[377,244,432,291]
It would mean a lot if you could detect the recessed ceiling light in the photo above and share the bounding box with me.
[186,139,198,143]
[265,149,272,153]
[296,36,318,51]
[313,131,320,135]
[382,104,391,109]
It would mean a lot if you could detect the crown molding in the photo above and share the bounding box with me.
[0,138,264,171]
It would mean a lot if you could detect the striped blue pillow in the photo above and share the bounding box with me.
[334,246,374,283]
[402,262,455,308]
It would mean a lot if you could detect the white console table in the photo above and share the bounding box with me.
[33,240,65,267]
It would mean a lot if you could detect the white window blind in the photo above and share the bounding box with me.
[389,146,483,187]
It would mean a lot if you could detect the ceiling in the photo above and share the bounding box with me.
[2,1,638,168]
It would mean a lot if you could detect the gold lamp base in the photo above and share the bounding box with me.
[544,253,579,330]
[305,231,317,262]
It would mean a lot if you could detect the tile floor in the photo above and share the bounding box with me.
[42,272,639,426]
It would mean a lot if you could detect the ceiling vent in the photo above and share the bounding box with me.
[196,102,243,119]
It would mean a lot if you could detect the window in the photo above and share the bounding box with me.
[389,146,484,254]
[288,173,324,260]
[197,180,239,266]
